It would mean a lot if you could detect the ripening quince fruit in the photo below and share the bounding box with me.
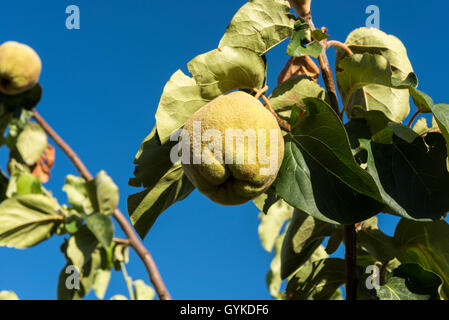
[181,91,284,205]
[0,41,42,95]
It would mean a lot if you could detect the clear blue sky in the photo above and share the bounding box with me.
[0,0,447,300]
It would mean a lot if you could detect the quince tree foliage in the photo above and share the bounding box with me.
[128,0,449,300]
[0,42,155,300]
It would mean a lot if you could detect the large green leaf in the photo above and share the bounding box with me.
[275,138,383,225]
[286,257,346,300]
[360,132,449,221]
[155,70,210,144]
[219,0,295,55]
[128,165,194,238]
[281,209,333,279]
[16,122,47,166]
[269,76,326,121]
[275,98,383,224]
[336,53,416,122]
[187,46,266,100]
[336,28,414,122]
[394,219,449,299]
[0,194,62,249]
[377,277,431,300]
[128,128,194,238]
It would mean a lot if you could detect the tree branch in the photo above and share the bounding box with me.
[32,109,172,300]
[304,15,341,117]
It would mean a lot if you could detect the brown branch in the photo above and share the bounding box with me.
[32,109,172,300]
[327,40,354,56]
[113,237,131,246]
[304,15,341,117]
[253,88,291,132]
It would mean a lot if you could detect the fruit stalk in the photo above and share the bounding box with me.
[32,109,172,300]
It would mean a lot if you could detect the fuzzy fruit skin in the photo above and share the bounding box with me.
[0,41,42,95]
[182,91,284,206]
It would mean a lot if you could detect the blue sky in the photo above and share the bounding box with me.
[0,0,447,300]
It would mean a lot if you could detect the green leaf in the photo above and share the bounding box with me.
[391,263,442,300]
[65,226,99,269]
[128,165,194,238]
[58,227,111,300]
[94,171,119,215]
[187,46,266,100]
[269,76,327,121]
[286,257,346,300]
[275,138,383,225]
[360,133,449,221]
[15,173,43,195]
[16,122,47,166]
[0,194,61,249]
[349,106,394,144]
[394,219,449,299]
[63,171,119,216]
[412,117,437,136]
[337,53,417,122]
[218,0,295,55]
[377,277,430,300]
[281,209,334,279]
[410,87,434,113]
[0,290,19,300]
[92,268,111,300]
[286,20,323,58]
[155,70,210,144]
[275,98,383,224]
[256,190,293,252]
[428,103,449,161]
[357,217,397,262]
[266,233,286,299]
[128,128,194,238]
[84,212,114,249]
[63,175,95,214]
[133,280,155,300]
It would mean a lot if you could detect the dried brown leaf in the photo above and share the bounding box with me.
[277,56,320,85]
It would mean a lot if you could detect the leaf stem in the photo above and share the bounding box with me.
[31,109,172,300]
[252,87,291,132]
[120,261,135,300]
[407,110,420,128]
[344,224,357,300]
[327,40,354,56]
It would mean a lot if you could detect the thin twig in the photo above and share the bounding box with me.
[255,85,268,99]
[327,40,354,56]
[253,88,291,132]
[407,110,420,128]
[32,109,172,300]
[113,237,131,246]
